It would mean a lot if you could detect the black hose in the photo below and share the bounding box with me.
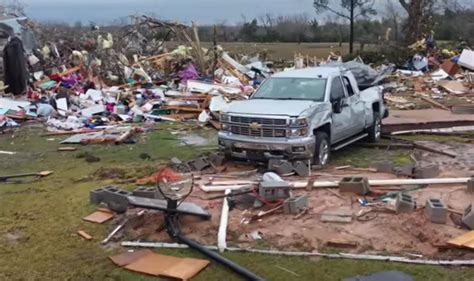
[177,234,265,281]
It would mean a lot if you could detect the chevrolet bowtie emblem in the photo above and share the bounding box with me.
[249,122,262,130]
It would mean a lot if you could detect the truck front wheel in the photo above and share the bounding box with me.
[367,112,381,143]
[314,132,330,166]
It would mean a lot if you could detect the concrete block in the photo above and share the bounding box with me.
[414,165,440,179]
[424,198,447,224]
[101,187,132,213]
[90,187,106,204]
[132,186,160,199]
[395,193,416,214]
[339,177,370,195]
[268,159,293,175]
[170,157,182,166]
[283,195,308,214]
[293,161,310,177]
[374,161,393,173]
[187,157,210,171]
[209,152,226,167]
[467,178,474,194]
[393,164,414,176]
[259,181,291,201]
[462,203,474,229]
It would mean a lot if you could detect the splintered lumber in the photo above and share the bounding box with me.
[421,97,450,111]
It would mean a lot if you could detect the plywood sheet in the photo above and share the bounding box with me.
[124,252,209,280]
[82,210,114,224]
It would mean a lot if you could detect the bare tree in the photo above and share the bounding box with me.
[398,0,435,44]
[314,0,376,54]
[384,0,402,41]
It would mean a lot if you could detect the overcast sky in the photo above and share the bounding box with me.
[22,0,318,24]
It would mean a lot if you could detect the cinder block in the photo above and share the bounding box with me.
[187,157,211,171]
[339,177,370,195]
[268,159,293,175]
[424,198,447,224]
[101,187,132,213]
[209,152,226,167]
[414,165,440,179]
[170,157,182,166]
[293,161,310,177]
[375,161,393,173]
[259,181,291,201]
[462,204,474,230]
[132,186,160,199]
[395,193,416,214]
[90,187,105,204]
[393,164,414,176]
[283,195,308,214]
[467,178,474,194]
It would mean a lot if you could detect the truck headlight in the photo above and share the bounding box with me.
[290,117,308,127]
[221,123,230,131]
[220,113,230,122]
[287,128,308,137]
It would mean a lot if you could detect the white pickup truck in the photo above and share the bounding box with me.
[218,66,388,166]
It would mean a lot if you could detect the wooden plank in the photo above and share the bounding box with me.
[421,96,450,111]
[447,231,474,248]
[77,230,93,240]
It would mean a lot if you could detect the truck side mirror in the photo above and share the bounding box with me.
[332,98,343,114]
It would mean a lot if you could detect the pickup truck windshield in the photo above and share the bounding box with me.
[251,78,327,101]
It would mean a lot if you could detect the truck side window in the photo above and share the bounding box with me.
[330,77,345,101]
[343,77,355,97]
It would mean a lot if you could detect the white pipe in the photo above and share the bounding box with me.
[217,189,231,253]
[292,178,471,189]
[200,178,471,193]
[121,241,474,266]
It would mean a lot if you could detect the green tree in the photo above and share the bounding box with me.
[239,19,258,41]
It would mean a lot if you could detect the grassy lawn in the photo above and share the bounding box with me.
[1,123,473,280]
[166,42,370,61]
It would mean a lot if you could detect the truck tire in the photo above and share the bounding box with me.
[367,112,381,143]
[314,132,330,166]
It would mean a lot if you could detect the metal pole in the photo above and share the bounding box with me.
[177,234,265,281]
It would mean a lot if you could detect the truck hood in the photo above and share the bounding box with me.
[225,99,320,116]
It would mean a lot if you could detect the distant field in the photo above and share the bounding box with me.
[166,41,370,61]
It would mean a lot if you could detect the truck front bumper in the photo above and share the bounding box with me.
[218,132,315,161]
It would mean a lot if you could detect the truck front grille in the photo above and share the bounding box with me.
[230,125,286,137]
[230,116,287,126]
